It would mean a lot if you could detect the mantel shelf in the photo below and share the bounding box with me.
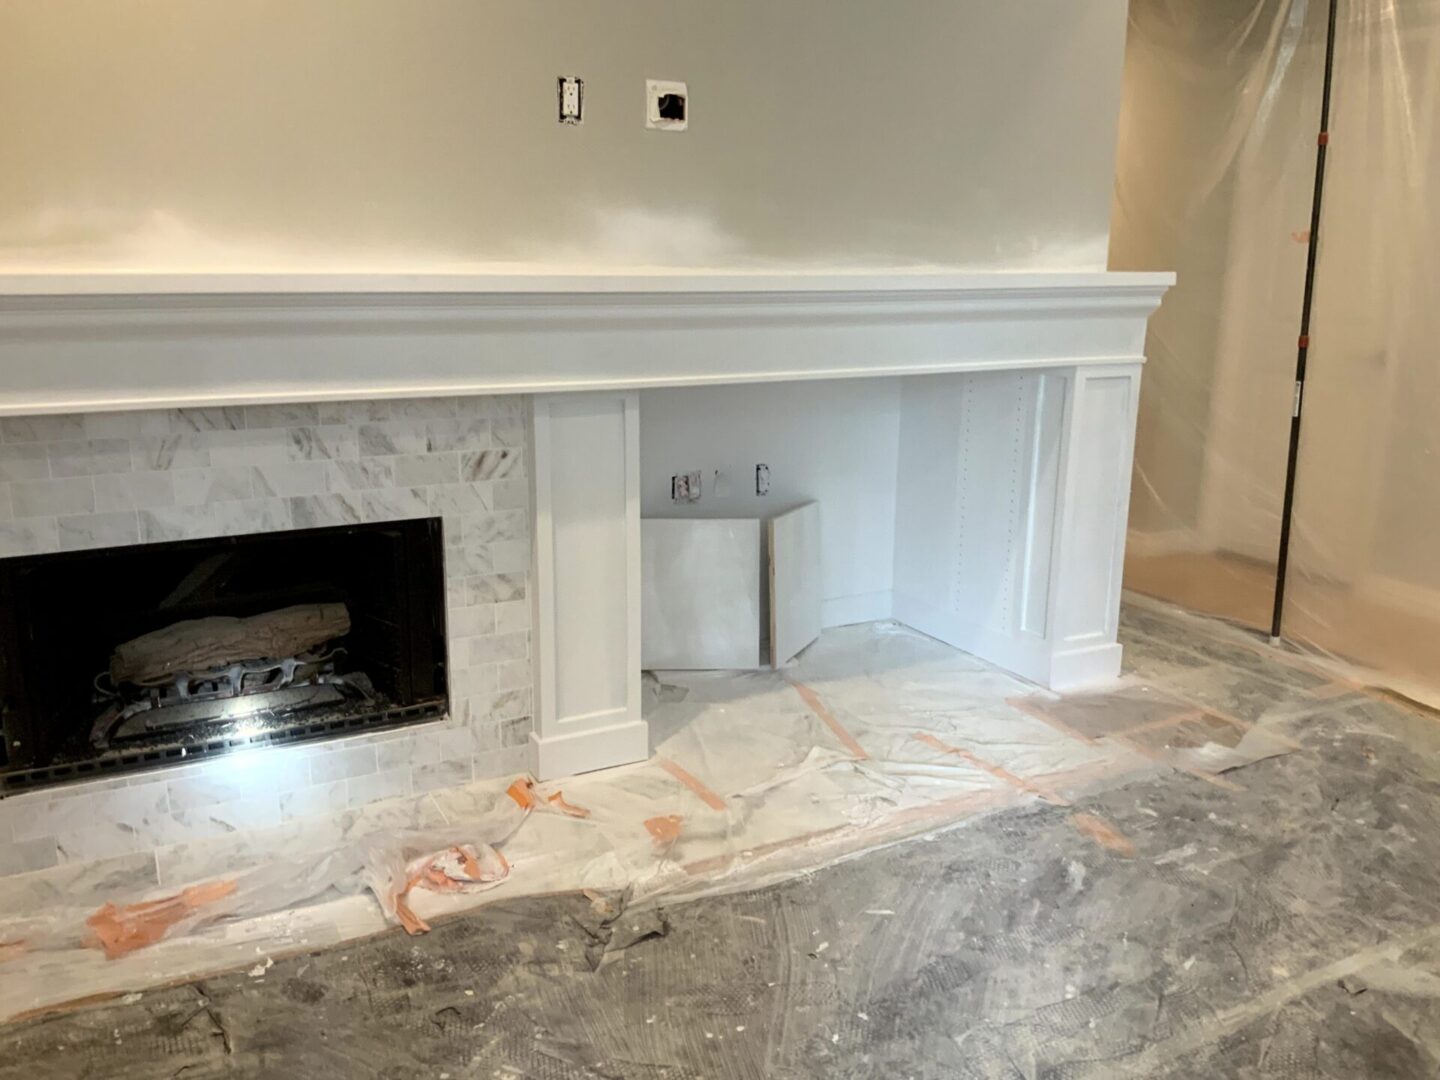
[0,269,1172,299]
[0,270,1173,417]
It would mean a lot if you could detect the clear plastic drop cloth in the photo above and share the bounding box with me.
[1285,0,1440,700]
[1112,0,1440,704]
[0,623,1186,1023]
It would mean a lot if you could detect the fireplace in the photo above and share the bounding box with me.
[0,274,1165,869]
[0,518,449,793]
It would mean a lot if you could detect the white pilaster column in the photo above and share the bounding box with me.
[1044,361,1143,688]
[528,391,647,780]
[890,363,1142,691]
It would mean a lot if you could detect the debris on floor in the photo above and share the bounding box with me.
[570,886,671,970]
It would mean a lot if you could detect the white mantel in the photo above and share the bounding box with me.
[0,269,1172,781]
[0,271,1171,416]
[0,270,1171,296]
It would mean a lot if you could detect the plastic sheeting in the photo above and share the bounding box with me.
[1112,0,1440,705]
[0,619,1303,1023]
[0,789,533,961]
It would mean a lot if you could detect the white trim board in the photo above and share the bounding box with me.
[0,269,1175,297]
[822,591,893,629]
[1125,527,1209,560]
[1354,573,1440,623]
[0,271,1171,416]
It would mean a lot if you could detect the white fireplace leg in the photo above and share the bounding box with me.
[527,391,647,780]
[892,363,1141,691]
[1044,363,1142,687]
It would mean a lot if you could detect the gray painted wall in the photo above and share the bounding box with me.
[0,0,1128,271]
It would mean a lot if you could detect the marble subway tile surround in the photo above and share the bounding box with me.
[0,395,535,882]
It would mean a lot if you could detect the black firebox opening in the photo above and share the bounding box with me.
[0,519,448,794]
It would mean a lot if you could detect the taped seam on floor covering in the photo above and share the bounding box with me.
[911,733,1071,807]
[0,621,1294,1022]
[789,678,869,760]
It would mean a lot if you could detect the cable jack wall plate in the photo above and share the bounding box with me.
[671,470,702,502]
[646,80,688,131]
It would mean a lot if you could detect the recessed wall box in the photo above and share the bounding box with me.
[646,79,688,131]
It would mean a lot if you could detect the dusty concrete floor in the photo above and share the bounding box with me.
[6,607,1440,1078]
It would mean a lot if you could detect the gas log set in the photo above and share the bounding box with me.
[89,602,370,748]
[0,519,449,793]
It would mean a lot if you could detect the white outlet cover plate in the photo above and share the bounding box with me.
[646,79,688,131]
[558,76,583,124]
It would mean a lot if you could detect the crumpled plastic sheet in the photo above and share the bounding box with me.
[0,782,535,961]
[0,621,1291,1019]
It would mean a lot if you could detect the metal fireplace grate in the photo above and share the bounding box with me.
[0,518,449,796]
[0,699,443,795]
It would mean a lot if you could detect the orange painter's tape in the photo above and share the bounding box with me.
[644,814,683,849]
[792,681,869,760]
[1071,812,1135,857]
[657,757,727,812]
[86,878,239,959]
[912,732,1069,807]
[547,791,592,819]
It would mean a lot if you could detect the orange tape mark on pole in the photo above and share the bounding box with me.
[657,757,728,812]
[912,732,1070,807]
[792,681,869,760]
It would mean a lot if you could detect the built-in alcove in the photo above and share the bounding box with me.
[638,379,903,633]
[0,519,448,793]
[632,364,1135,694]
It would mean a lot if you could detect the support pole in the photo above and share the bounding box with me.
[1271,0,1340,644]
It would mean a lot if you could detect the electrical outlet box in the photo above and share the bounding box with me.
[755,463,770,496]
[558,76,583,124]
[646,79,688,131]
[671,470,702,503]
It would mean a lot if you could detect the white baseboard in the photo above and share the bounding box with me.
[893,589,1046,688]
[1125,527,1207,559]
[1357,573,1440,621]
[1047,642,1123,690]
[822,590,893,629]
[892,588,1122,691]
[529,720,650,781]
